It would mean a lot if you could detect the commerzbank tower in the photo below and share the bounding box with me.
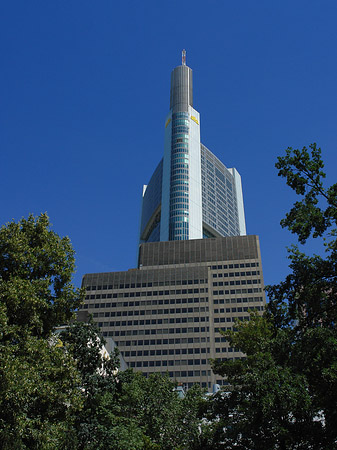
[139,50,246,245]
[81,52,265,391]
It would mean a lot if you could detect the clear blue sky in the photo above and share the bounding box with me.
[1,0,337,290]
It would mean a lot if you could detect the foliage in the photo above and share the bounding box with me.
[208,144,337,449]
[0,213,83,338]
[0,214,207,449]
[59,319,128,449]
[61,320,206,450]
[0,214,84,449]
[0,336,81,449]
[118,371,205,450]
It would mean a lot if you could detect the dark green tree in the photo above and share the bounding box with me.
[0,214,84,449]
[118,371,205,450]
[61,319,206,450]
[59,319,135,450]
[207,144,337,449]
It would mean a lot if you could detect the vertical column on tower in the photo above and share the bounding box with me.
[161,54,202,241]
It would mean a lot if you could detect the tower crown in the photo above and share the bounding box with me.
[169,52,193,112]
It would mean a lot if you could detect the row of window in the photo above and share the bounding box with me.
[213,279,261,287]
[172,126,189,133]
[86,289,209,300]
[171,190,189,200]
[214,306,264,314]
[172,150,188,159]
[171,164,189,172]
[170,202,189,211]
[172,144,188,151]
[214,305,264,313]
[128,359,209,368]
[171,176,189,184]
[170,215,189,223]
[86,279,208,291]
[122,348,238,359]
[173,112,189,118]
[171,156,189,164]
[122,348,210,357]
[105,326,210,336]
[102,316,210,327]
[175,132,189,139]
[172,118,189,125]
[214,316,249,323]
[171,190,189,198]
[175,138,189,144]
[213,271,260,278]
[83,296,263,310]
[170,209,189,218]
[86,307,208,316]
[213,288,263,295]
[103,336,211,345]
[88,307,261,323]
[87,297,208,305]
[171,178,188,187]
[170,222,189,229]
[171,167,188,175]
[211,262,259,270]
[126,353,238,369]
[215,296,263,303]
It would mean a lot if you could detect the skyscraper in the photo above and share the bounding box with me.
[139,50,246,245]
[81,52,265,390]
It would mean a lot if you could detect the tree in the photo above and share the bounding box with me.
[117,371,205,450]
[0,214,84,449]
[59,318,131,450]
[0,214,206,450]
[61,319,206,450]
[0,213,83,338]
[208,144,337,449]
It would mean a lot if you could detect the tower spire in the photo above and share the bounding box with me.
[182,49,186,65]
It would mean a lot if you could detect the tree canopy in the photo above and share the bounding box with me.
[60,319,206,450]
[0,214,206,449]
[0,213,83,338]
[208,144,337,449]
[0,213,85,448]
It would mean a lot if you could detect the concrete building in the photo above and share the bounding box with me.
[81,236,265,390]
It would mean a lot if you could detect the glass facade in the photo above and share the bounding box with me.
[169,112,190,240]
[139,160,163,243]
[139,57,246,245]
[201,144,241,237]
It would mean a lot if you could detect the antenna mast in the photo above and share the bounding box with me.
[182,49,186,65]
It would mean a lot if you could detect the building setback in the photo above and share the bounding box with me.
[81,236,265,390]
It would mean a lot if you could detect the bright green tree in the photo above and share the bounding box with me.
[0,214,84,449]
[206,144,337,449]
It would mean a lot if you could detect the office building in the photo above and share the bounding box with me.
[82,236,265,390]
[139,50,246,244]
[81,52,265,390]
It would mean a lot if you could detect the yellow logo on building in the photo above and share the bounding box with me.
[165,118,171,128]
[191,115,199,125]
